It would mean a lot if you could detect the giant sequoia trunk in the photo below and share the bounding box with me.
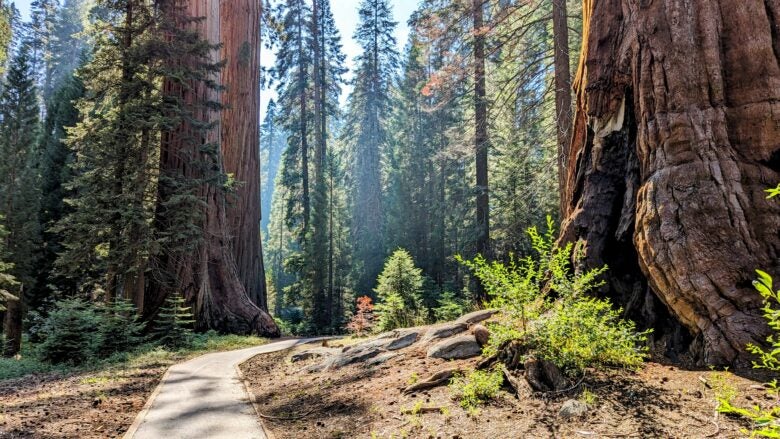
[561,0,780,366]
[146,0,278,337]
[219,0,268,311]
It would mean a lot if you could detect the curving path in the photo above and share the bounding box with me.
[124,338,313,439]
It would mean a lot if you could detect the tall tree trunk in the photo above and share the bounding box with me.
[561,0,780,366]
[219,0,267,310]
[2,291,20,357]
[552,0,572,216]
[473,0,490,298]
[147,0,278,337]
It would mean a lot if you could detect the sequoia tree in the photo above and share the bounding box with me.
[560,0,780,365]
[220,0,267,310]
[147,0,278,336]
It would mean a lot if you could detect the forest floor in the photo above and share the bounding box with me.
[0,335,268,439]
[242,332,771,439]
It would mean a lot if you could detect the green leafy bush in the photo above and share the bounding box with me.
[717,270,780,437]
[460,216,649,373]
[374,249,426,331]
[449,368,504,410]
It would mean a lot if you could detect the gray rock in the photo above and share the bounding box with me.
[289,347,339,363]
[558,399,588,420]
[365,352,399,366]
[455,309,498,325]
[427,335,482,360]
[422,322,468,343]
[324,343,384,370]
[385,329,421,350]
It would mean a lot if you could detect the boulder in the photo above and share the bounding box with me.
[324,343,384,370]
[558,399,588,420]
[455,309,498,325]
[290,347,339,363]
[471,324,490,346]
[427,335,482,360]
[421,322,468,343]
[385,329,421,350]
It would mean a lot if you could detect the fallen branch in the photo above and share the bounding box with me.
[256,410,315,421]
[537,371,586,396]
[502,365,532,397]
[402,368,460,394]
[400,406,445,414]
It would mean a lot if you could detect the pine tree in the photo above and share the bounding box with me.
[48,0,87,100]
[0,44,42,356]
[344,0,399,297]
[27,0,57,104]
[34,70,84,306]
[0,219,19,312]
[0,3,11,75]
[56,0,158,302]
[152,294,195,348]
[0,43,43,293]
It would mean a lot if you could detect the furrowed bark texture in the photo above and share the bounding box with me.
[147,0,278,337]
[220,0,268,311]
[562,0,780,365]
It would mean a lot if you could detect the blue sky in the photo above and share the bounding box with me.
[13,0,416,119]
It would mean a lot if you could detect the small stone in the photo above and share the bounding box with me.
[558,399,588,420]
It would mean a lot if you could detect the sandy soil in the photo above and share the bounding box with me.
[0,363,163,438]
[241,340,771,439]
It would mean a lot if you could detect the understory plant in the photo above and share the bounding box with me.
[459,216,649,374]
[374,249,426,331]
[449,367,504,410]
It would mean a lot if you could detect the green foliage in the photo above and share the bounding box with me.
[433,291,468,322]
[0,219,19,311]
[766,184,780,200]
[460,217,649,372]
[38,299,101,365]
[37,299,145,365]
[152,295,196,349]
[449,368,504,410]
[534,296,647,371]
[374,249,426,331]
[717,270,780,437]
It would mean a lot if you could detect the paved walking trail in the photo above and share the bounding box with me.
[125,338,312,439]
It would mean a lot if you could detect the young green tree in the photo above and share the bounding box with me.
[374,249,425,331]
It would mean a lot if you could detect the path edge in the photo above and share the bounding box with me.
[122,366,172,439]
[236,358,277,439]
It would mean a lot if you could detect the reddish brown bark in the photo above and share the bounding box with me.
[147,0,278,337]
[562,0,780,365]
[219,0,268,311]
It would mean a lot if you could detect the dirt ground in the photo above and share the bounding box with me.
[241,342,771,439]
[0,362,163,439]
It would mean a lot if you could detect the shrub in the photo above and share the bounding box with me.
[38,299,103,365]
[152,294,195,348]
[433,291,468,322]
[346,296,375,336]
[37,298,146,365]
[449,368,504,410]
[717,270,780,437]
[96,299,145,357]
[459,216,649,373]
[374,249,426,331]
